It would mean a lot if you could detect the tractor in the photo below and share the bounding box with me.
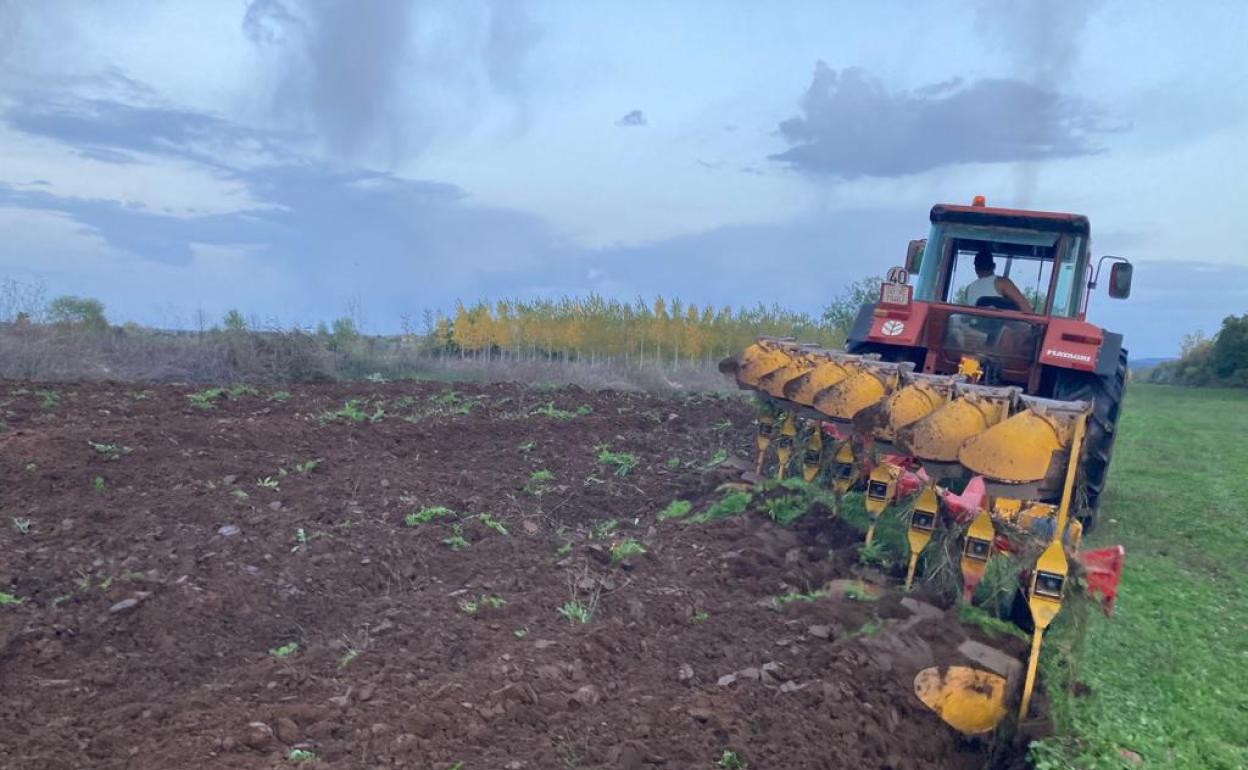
[843,196,1132,521]
[718,198,1132,734]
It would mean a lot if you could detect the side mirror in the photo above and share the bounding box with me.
[1108,261,1133,299]
[906,239,926,274]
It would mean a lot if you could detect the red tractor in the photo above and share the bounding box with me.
[843,197,1132,518]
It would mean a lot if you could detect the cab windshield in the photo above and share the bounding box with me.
[914,223,1086,317]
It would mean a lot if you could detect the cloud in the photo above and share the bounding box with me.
[0,78,916,328]
[0,82,568,324]
[242,0,539,165]
[973,0,1097,89]
[616,109,647,127]
[0,69,1215,359]
[3,88,291,170]
[971,0,1102,203]
[770,63,1112,178]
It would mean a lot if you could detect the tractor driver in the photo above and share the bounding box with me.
[964,247,1032,312]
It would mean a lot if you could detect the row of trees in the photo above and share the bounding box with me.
[2,276,870,369]
[441,295,844,366]
[1148,314,1248,387]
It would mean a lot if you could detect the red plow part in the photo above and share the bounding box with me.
[820,422,849,441]
[940,476,987,523]
[1075,545,1125,615]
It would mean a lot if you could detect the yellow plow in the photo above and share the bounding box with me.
[720,337,1125,735]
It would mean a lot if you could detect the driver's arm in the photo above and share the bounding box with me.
[995,277,1032,313]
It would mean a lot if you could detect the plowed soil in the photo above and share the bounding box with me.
[0,381,1026,770]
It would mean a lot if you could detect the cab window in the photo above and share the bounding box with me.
[915,223,1061,314]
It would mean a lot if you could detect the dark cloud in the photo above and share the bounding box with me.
[972,0,1100,205]
[770,63,1111,178]
[74,147,139,165]
[242,0,538,165]
[3,90,292,170]
[974,0,1096,88]
[483,0,541,100]
[243,0,416,162]
[616,109,647,127]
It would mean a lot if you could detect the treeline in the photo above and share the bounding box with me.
[0,276,863,384]
[1149,313,1248,387]
[442,296,843,365]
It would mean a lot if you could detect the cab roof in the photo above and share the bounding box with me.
[930,204,1090,236]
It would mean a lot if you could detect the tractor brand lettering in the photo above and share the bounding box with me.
[1044,348,1093,363]
[881,283,911,305]
[881,320,906,336]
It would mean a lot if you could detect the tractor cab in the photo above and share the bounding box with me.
[849,197,1132,393]
[912,200,1094,318]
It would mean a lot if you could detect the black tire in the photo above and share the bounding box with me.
[1050,348,1128,529]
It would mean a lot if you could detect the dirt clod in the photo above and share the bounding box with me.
[242,722,274,751]
[274,717,299,744]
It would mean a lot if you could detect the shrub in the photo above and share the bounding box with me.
[47,296,108,331]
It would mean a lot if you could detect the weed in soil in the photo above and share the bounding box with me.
[657,499,692,520]
[610,538,646,561]
[269,642,299,658]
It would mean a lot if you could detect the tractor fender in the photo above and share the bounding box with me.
[846,302,876,348]
[1038,319,1104,373]
[1093,332,1124,378]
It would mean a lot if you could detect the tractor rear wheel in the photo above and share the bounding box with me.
[1050,348,1128,529]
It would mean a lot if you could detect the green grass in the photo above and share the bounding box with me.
[187,387,226,409]
[591,518,619,540]
[596,447,638,476]
[958,602,1027,642]
[689,490,752,523]
[269,642,299,658]
[717,749,748,769]
[657,499,692,520]
[475,513,509,536]
[1036,386,1248,769]
[557,600,593,624]
[530,401,577,420]
[610,538,646,561]
[404,505,456,527]
[772,589,826,607]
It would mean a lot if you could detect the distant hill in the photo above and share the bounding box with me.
[1131,356,1175,383]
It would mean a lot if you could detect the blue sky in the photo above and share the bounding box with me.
[1,0,1245,357]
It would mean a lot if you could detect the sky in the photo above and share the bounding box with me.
[0,0,1245,357]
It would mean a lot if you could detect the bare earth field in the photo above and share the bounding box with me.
[0,381,1027,770]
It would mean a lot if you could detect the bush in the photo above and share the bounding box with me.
[822,277,879,339]
[330,317,360,351]
[1212,314,1248,381]
[1150,314,1248,387]
[47,296,108,331]
[223,309,248,333]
